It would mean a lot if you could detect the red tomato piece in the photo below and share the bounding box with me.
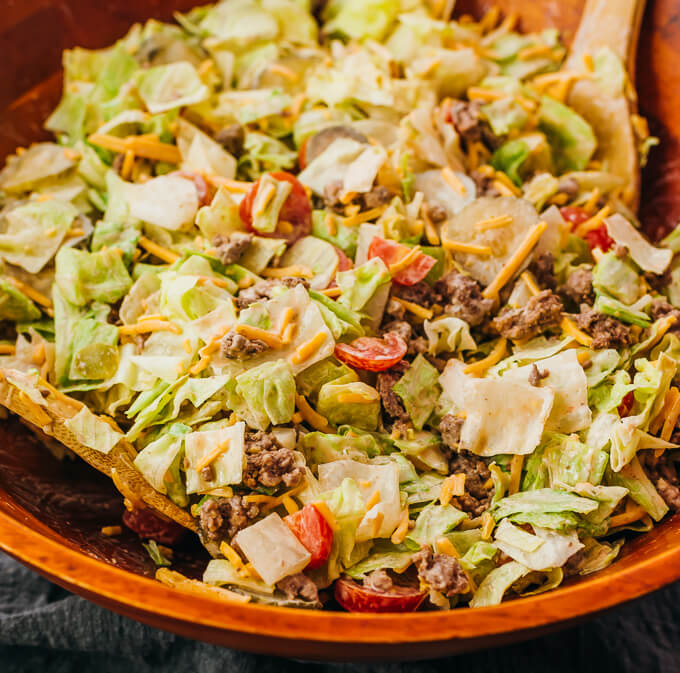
[172,170,214,207]
[618,391,635,418]
[560,206,591,228]
[334,333,407,372]
[334,577,426,613]
[560,206,614,252]
[240,171,312,244]
[122,508,186,545]
[334,246,354,272]
[367,236,437,286]
[284,504,333,570]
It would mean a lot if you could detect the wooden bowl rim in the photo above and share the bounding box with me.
[1,485,680,645]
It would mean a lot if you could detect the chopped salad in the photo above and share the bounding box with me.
[0,0,678,612]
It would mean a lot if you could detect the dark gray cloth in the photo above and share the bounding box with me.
[1,551,679,673]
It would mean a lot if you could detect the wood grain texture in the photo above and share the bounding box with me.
[2,0,680,661]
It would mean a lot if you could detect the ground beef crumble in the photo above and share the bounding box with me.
[361,185,394,210]
[198,496,259,542]
[412,546,469,596]
[243,431,304,490]
[215,123,246,157]
[392,282,439,308]
[447,450,492,517]
[376,360,409,421]
[448,100,496,147]
[363,569,395,593]
[558,266,595,308]
[575,308,634,349]
[213,232,252,266]
[276,573,319,602]
[220,330,269,359]
[438,414,464,451]
[643,452,680,511]
[528,364,549,386]
[235,277,309,309]
[528,252,557,290]
[492,290,563,340]
[435,271,494,327]
[649,297,680,330]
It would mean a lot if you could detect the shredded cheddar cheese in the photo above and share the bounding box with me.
[509,454,525,495]
[574,205,612,236]
[268,63,299,81]
[475,214,514,231]
[391,509,410,544]
[609,504,647,529]
[88,133,182,164]
[312,500,339,531]
[281,495,299,514]
[235,324,283,349]
[370,511,385,537]
[583,187,601,214]
[481,511,496,540]
[290,332,327,365]
[493,171,523,197]
[441,166,467,194]
[207,176,254,193]
[582,51,595,72]
[219,541,245,568]
[101,525,122,536]
[482,220,548,298]
[295,394,333,433]
[389,246,422,275]
[121,149,135,180]
[119,320,181,336]
[464,338,508,376]
[391,296,433,320]
[518,43,556,61]
[138,236,180,263]
[320,287,342,298]
[7,277,52,308]
[365,489,381,510]
[661,388,680,442]
[423,206,441,245]
[441,238,493,256]
[440,474,466,506]
[0,344,16,355]
[188,355,212,376]
[467,87,508,102]
[261,265,313,279]
[435,536,460,558]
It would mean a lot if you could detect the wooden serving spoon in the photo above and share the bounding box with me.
[564,0,647,211]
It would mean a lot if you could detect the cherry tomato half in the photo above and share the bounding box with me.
[240,171,312,244]
[334,577,426,613]
[284,504,333,570]
[560,206,614,252]
[334,333,407,372]
[618,391,635,418]
[367,236,437,286]
[122,508,186,545]
[172,170,214,207]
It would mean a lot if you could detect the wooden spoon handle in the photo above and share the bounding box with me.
[566,0,646,76]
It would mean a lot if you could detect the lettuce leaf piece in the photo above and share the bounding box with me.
[592,251,643,305]
[67,315,120,384]
[393,354,440,430]
[302,431,380,464]
[143,540,171,567]
[133,423,190,506]
[469,561,530,607]
[136,62,209,114]
[63,406,124,455]
[344,543,413,579]
[571,536,624,575]
[0,278,41,322]
[176,119,236,180]
[423,316,476,355]
[405,503,466,550]
[572,483,629,526]
[195,187,245,241]
[204,559,275,595]
[238,237,286,275]
[250,173,292,234]
[460,540,498,586]
[594,294,651,328]
[126,377,189,441]
[185,421,246,494]
[311,209,359,258]
[126,175,199,230]
[506,511,581,532]
[605,214,672,275]
[492,488,599,521]
[494,520,583,571]
[234,359,296,429]
[490,139,530,187]
[336,257,391,312]
[482,98,529,137]
[0,143,76,194]
[323,0,399,42]
[0,200,78,273]
[541,432,608,487]
[606,457,668,522]
[316,381,380,431]
[588,370,634,414]
[55,247,132,307]
[538,95,596,172]
[295,356,358,403]
[239,131,297,180]
[316,477,368,582]
[91,219,141,266]
[309,289,364,341]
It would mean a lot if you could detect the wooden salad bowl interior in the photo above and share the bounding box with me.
[2,0,680,661]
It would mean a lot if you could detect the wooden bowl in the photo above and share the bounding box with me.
[2,0,680,661]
